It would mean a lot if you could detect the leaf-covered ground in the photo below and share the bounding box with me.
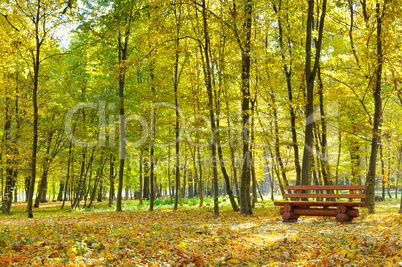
[0,200,402,266]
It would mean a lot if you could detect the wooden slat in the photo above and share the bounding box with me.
[284,193,366,199]
[285,185,367,190]
[279,207,359,217]
[274,201,366,207]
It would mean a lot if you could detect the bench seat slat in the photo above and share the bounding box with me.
[279,207,360,217]
[285,185,367,190]
[274,201,366,207]
[283,193,366,199]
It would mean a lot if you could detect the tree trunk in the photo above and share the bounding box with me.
[83,164,93,208]
[396,151,400,199]
[188,171,193,198]
[190,147,199,201]
[271,150,285,198]
[27,0,43,218]
[189,139,197,199]
[399,151,402,213]
[88,154,106,208]
[380,137,385,199]
[216,121,240,211]
[237,0,253,215]
[273,1,301,185]
[61,142,73,209]
[336,129,342,192]
[139,150,143,205]
[172,1,183,211]
[226,107,240,200]
[116,27,130,212]
[272,95,291,193]
[366,3,384,214]
[97,180,103,202]
[149,54,156,212]
[387,140,392,199]
[2,94,14,215]
[201,0,219,217]
[34,130,54,207]
[317,66,332,186]
[143,161,149,200]
[264,151,274,201]
[250,100,257,208]
[109,153,115,207]
[182,158,187,199]
[57,180,64,202]
[34,167,49,207]
[301,0,327,186]
[72,148,94,209]
[197,147,203,207]
[167,137,172,203]
[349,138,361,185]
[72,148,86,209]
[172,88,180,209]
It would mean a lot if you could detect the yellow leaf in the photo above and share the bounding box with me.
[178,241,187,248]
[66,248,74,255]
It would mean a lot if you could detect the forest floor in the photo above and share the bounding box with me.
[0,198,401,266]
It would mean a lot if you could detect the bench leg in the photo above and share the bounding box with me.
[282,211,299,223]
[282,204,299,223]
[336,205,354,224]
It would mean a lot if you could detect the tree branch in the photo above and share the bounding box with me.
[0,13,20,32]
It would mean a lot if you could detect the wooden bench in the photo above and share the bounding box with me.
[274,185,367,224]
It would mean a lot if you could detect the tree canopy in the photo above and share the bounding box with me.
[0,0,402,217]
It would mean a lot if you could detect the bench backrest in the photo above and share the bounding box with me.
[284,185,367,202]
